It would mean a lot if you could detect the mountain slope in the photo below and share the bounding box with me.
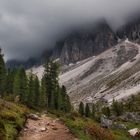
[30,40,140,105]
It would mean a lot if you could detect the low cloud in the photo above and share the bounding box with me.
[0,0,140,60]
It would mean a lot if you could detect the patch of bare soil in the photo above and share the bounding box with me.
[19,115,78,140]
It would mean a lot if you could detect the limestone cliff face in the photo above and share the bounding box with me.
[51,18,140,65]
[52,21,117,64]
[117,17,140,43]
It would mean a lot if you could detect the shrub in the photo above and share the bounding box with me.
[86,124,114,140]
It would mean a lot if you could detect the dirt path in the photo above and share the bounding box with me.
[19,114,78,140]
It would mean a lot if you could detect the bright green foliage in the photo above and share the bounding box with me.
[79,102,84,116]
[85,103,91,117]
[0,49,6,97]
[13,67,27,103]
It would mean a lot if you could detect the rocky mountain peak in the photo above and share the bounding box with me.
[52,20,117,65]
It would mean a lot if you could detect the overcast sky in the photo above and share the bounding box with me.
[0,0,140,60]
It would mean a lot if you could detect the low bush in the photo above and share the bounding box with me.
[86,124,114,140]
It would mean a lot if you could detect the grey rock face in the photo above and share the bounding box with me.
[52,21,117,65]
[51,18,140,66]
[100,115,113,128]
[117,17,140,43]
[113,123,127,130]
[115,44,139,67]
[119,112,140,124]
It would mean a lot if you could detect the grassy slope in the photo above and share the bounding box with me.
[0,99,28,140]
[62,115,140,140]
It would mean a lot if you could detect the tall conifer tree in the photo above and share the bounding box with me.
[85,103,91,117]
[39,77,47,108]
[0,48,6,97]
[79,102,84,116]
[13,67,27,103]
[27,73,35,108]
[34,76,40,107]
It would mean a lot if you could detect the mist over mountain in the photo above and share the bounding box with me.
[0,0,140,61]
[6,15,140,69]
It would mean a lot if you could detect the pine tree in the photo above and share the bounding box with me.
[79,102,84,116]
[27,73,35,108]
[91,103,96,118]
[60,85,71,112]
[13,67,27,103]
[39,77,47,108]
[43,60,52,108]
[5,69,16,95]
[44,60,60,110]
[43,60,71,112]
[0,48,6,97]
[65,94,71,112]
[85,103,91,117]
[57,88,63,110]
[111,99,123,116]
[34,76,40,107]
[102,106,111,118]
[50,61,60,109]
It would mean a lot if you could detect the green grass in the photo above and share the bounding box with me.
[111,120,140,140]
[0,99,29,140]
[61,113,140,140]
[62,117,93,140]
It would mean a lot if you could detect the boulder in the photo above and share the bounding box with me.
[31,127,37,132]
[128,128,140,137]
[100,115,113,128]
[28,114,40,120]
[40,127,47,132]
[113,123,127,130]
[121,112,140,123]
[23,128,28,131]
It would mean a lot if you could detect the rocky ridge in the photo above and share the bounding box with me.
[30,40,140,105]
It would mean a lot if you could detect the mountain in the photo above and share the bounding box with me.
[117,17,140,43]
[8,17,140,68]
[51,20,117,64]
[30,40,140,105]
[60,40,140,105]
[8,17,140,105]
